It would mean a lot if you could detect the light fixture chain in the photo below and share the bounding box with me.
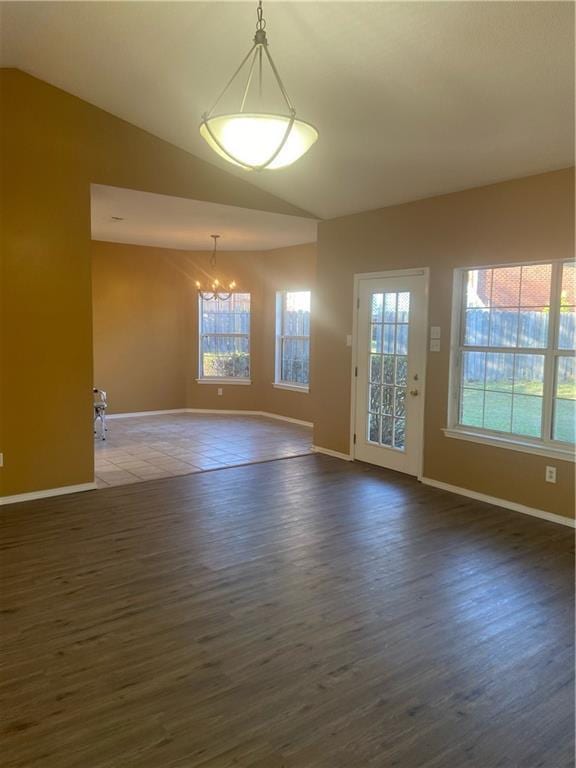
[256,1,265,31]
[210,234,219,268]
[196,235,235,299]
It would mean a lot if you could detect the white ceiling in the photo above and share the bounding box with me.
[2,1,574,219]
[91,184,318,251]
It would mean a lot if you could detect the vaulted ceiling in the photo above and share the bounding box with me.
[1,1,574,219]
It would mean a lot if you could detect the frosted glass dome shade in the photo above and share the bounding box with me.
[200,113,318,170]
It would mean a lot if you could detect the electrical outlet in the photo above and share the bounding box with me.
[545,466,557,484]
[217,388,223,396]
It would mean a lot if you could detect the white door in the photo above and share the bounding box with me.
[353,272,427,476]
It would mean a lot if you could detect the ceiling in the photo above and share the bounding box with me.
[91,184,318,251]
[2,1,574,219]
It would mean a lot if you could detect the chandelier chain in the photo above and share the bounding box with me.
[210,234,219,268]
[256,1,266,31]
[196,235,236,300]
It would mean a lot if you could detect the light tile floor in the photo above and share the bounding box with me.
[95,413,313,488]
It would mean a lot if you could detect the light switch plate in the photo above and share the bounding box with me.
[430,326,441,339]
[346,334,352,347]
[429,339,441,352]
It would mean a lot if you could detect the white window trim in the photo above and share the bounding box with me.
[198,293,251,382]
[443,427,575,462]
[196,378,251,386]
[272,382,309,393]
[275,290,311,389]
[447,259,575,459]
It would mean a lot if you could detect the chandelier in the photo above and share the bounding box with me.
[195,235,236,300]
[200,1,318,171]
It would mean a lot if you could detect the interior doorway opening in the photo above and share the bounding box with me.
[90,184,317,488]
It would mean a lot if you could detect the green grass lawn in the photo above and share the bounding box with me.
[461,381,575,443]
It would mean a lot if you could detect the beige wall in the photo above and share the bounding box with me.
[92,243,189,413]
[92,241,316,420]
[312,169,575,520]
[258,245,317,424]
[0,69,313,497]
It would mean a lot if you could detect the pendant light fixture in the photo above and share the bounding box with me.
[200,1,318,171]
[195,235,237,300]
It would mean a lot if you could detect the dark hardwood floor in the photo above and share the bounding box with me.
[1,455,574,767]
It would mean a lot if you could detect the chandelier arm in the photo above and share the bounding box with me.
[258,45,263,99]
[258,113,295,169]
[206,42,258,117]
[240,47,260,113]
[261,43,295,113]
[199,290,232,301]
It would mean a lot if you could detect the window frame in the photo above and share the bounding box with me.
[197,292,252,385]
[446,259,575,461]
[274,290,311,393]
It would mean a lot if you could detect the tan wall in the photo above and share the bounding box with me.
[258,244,316,424]
[0,69,312,497]
[91,241,316,420]
[312,169,575,520]
[92,243,189,413]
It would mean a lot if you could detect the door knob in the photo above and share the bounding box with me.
[409,389,419,396]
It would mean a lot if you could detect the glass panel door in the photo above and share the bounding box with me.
[354,274,426,477]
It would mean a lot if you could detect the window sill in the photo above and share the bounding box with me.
[196,378,251,386]
[443,427,575,462]
[273,382,309,394]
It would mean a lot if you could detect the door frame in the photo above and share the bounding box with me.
[349,268,430,480]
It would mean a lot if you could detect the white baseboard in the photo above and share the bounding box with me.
[0,482,98,507]
[108,408,313,428]
[186,408,262,417]
[421,477,575,528]
[259,412,313,428]
[312,445,353,461]
[106,409,188,419]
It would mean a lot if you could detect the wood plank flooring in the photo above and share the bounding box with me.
[1,455,574,767]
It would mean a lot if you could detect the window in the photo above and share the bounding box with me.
[448,261,575,457]
[198,293,251,382]
[275,290,311,390]
[367,291,410,450]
